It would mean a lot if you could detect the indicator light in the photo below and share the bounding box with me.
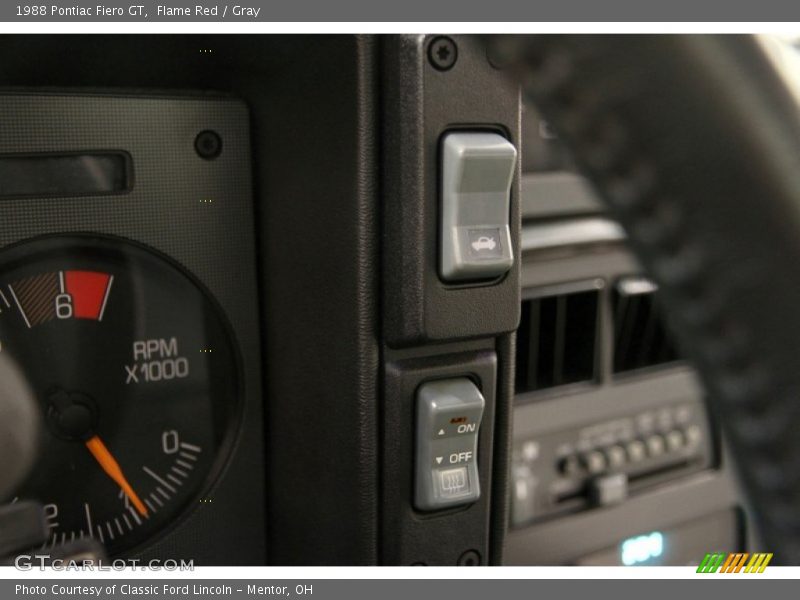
[621,531,664,566]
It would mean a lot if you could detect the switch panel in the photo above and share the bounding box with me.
[440,131,517,282]
[415,378,485,511]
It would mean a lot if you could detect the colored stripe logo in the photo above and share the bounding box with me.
[697,552,773,573]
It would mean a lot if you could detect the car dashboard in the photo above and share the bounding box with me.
[0,33,751,567]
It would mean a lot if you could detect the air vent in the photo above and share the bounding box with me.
[613,277,680,373]
[516,289,600,394]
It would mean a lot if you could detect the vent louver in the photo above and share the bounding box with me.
[515,289,600,394]
[613,277,680,373]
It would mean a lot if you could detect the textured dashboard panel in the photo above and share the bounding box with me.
[0,93,265,565]
[254,36,380,566]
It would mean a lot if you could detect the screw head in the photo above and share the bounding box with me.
[195,130,223,160]
[428,36,458,71]
[457,549,482,566]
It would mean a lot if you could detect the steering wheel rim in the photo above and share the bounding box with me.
[509,34,800,563]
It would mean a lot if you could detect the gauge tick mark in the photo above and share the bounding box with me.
[143,466,177,493]
[97,275,113,321]
[128,505,144,525]
[171,466,189,478]
[84,503,93,539]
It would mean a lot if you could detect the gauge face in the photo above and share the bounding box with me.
[0,236,239,556]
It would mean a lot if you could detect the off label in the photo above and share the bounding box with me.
[449,451,473,464]
[125,337,190,384]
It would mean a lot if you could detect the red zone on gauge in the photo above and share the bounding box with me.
[1,271,114,328]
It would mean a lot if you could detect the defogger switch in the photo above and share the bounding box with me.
[414,378,485,511]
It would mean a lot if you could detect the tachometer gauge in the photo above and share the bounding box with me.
[0,235,240,556]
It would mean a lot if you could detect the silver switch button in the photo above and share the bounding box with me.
[440,132,517,281]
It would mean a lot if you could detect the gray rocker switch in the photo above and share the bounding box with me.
[440,131,517,281]
[415,378,485,511]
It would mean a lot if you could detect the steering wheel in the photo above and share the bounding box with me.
[508,35,800,563]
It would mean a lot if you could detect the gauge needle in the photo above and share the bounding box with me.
[85,435,148,517]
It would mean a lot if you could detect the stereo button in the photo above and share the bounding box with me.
[582,451,606,475]
[646,435,666,458]
[511,465,537,526]
[665,430,684,453]
[684,425,702,449]
[605,445,627,470]
[626,440,647,462]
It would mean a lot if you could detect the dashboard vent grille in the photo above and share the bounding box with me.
[516,289,599,394]
[613,278,680,373]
